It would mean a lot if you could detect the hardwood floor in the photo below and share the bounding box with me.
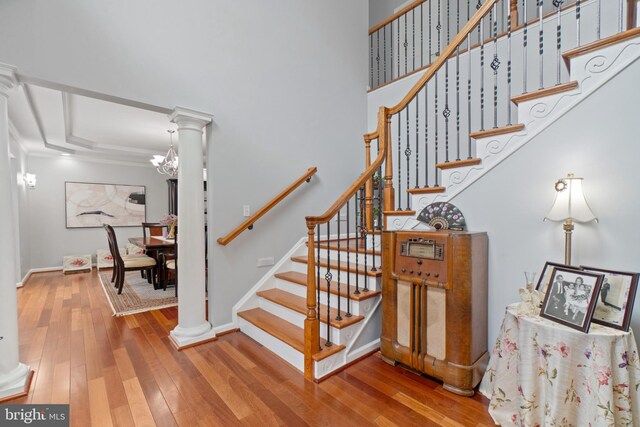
[10,270,495,426]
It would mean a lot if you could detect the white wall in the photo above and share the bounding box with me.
[0,1,369,328]
[369,0,407,27]
[26,156,168,269]
[452,59,640,346]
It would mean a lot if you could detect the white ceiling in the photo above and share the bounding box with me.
[7,82,190,166]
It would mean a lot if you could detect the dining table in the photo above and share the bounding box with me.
[128,236,175,289]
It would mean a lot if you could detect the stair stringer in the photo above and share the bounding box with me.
[386,35,640,230]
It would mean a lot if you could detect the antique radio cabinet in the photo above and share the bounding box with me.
[380,230,489,396]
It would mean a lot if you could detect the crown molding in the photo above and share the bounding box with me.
[27,150,155,169]
[169,106,213,129]
[23,84,75,154]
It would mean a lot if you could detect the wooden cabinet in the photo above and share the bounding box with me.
[380,230,489,396]
[167,179,207,219]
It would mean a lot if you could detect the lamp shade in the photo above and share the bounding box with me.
[544,174,597,223]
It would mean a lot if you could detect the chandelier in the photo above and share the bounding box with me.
[151,130,178,177]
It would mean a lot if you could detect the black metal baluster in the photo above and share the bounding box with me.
[597,0,602,40]
[421,3,424,67]
[507,0,513,125]
[523,0,528,93]
[437,0,442,56]
[370,34,373,89]
[404,14,408,74]
[444,59,450,163]
[619,0,624,32]
[538,0,544,90]
[377,31,381,87]
[354,193,360,295]
[398,17,401,79]
[434,73,440,185]
[316,225,321,351]
[467,33,472,159]
[325,222,332,346]
[554,0,563,86]
[576,0,581,47]
[424,82,430,187]
[429,0,433,63]
[456,0,461,161]
[346,201,352,317]
[413,8,416,71]
[362,194,369,292]
[391,20,394,80]
[491,3,500,129]
[384,25,387,84]
[415,92,420,189]
[480,13,485,131]
[397,113,402,210]
[405,105,411,209]
[336,210,342,321]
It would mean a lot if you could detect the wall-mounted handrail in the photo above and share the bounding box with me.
[217,167,317,246]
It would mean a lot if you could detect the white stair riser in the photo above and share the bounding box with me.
[275,278,377,317]
[307,246,381,268]
[291,261,382,291]
[257,297,361,346]
[238,317,303,372]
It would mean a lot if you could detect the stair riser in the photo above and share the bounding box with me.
[275,279,376,317]
[291,262,381,291]
[238,317,304,372]
[308,245,381,268]
[257,297,360,346]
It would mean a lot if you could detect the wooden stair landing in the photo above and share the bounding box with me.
[291,256,382,278]
[257,289,364,329]
[275,271,380,302]
[237,308,345,361]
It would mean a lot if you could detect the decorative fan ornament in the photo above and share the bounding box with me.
[417,202,467,231]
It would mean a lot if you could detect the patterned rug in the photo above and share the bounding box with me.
[98,271,177,316]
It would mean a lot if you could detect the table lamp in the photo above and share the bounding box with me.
[544,173,597,265]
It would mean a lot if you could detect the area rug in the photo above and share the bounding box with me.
[98,271,177,316]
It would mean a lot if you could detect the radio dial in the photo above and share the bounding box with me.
[417,271,422,276]
[434,273,440,278]
[401,268,406,273]
[409,270,414,274]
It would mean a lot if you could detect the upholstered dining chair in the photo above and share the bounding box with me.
[160,244,177,297]
[140,222,168,280]
[104,224,157,294]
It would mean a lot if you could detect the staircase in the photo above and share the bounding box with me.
[235,235,382,380]
[231,0,640,381]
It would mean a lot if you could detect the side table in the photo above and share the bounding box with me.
[479,303,640,426]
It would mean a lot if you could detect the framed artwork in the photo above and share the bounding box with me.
[536,261,580,294]
[65,182,146,228]
[581,266,639,332]
[539,266,604,333]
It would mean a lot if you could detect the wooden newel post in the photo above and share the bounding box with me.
[304,222,319,380]
[364,137,373,231]
[380,107,394,214]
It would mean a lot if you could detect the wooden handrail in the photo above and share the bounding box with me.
[369,0,427,35]
[389,0,497,115]
[305,112,386,227]
[217,167,317,245]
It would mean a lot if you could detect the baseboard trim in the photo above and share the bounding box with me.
[0,370,34,404]
[214,324,239,336]
[313,348,380,383]
[20,266,64,286]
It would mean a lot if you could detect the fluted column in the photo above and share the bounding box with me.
[168,107,215,349]
[0,64,31,400]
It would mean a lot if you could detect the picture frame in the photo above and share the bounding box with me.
[539,266,604,333]
[65,181,146,228]
[580,266,639,332]
[536,261,581,294]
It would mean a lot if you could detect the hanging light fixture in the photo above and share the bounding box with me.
[150,130,179,177]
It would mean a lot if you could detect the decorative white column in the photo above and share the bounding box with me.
[168,107,216,349]
[0,64,31,400]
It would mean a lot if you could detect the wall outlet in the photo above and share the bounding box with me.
[243,205,251,217]
[257,257,274,267]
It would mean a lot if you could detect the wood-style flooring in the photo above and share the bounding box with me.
[10,270,495,426]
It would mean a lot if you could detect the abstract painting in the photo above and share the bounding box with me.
[65,182,146,228]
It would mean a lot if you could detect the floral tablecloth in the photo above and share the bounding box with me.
[479,303,640,426]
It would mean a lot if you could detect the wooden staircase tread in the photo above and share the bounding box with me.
[291,255,382,277]
[563,27,640,69]
[256,289,365,329]
[238,308,345,361]
[274,271,380,301]
[469,124,525,139]
[407,186,446,195]
[436,158,482,169]
[511,81,578,105]
[310,239,381,256]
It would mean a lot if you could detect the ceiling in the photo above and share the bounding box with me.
[7,82,191,166]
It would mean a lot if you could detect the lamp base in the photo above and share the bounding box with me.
[563,219,574,265]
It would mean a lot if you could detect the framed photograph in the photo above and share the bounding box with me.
[539,266,604,333]
[580,266,639,332]
[536,261,581,294]
[65,182,146,228]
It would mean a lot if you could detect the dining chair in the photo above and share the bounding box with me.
[160,245,177,297]
[140,222,168,280]
[104,224,157,294]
